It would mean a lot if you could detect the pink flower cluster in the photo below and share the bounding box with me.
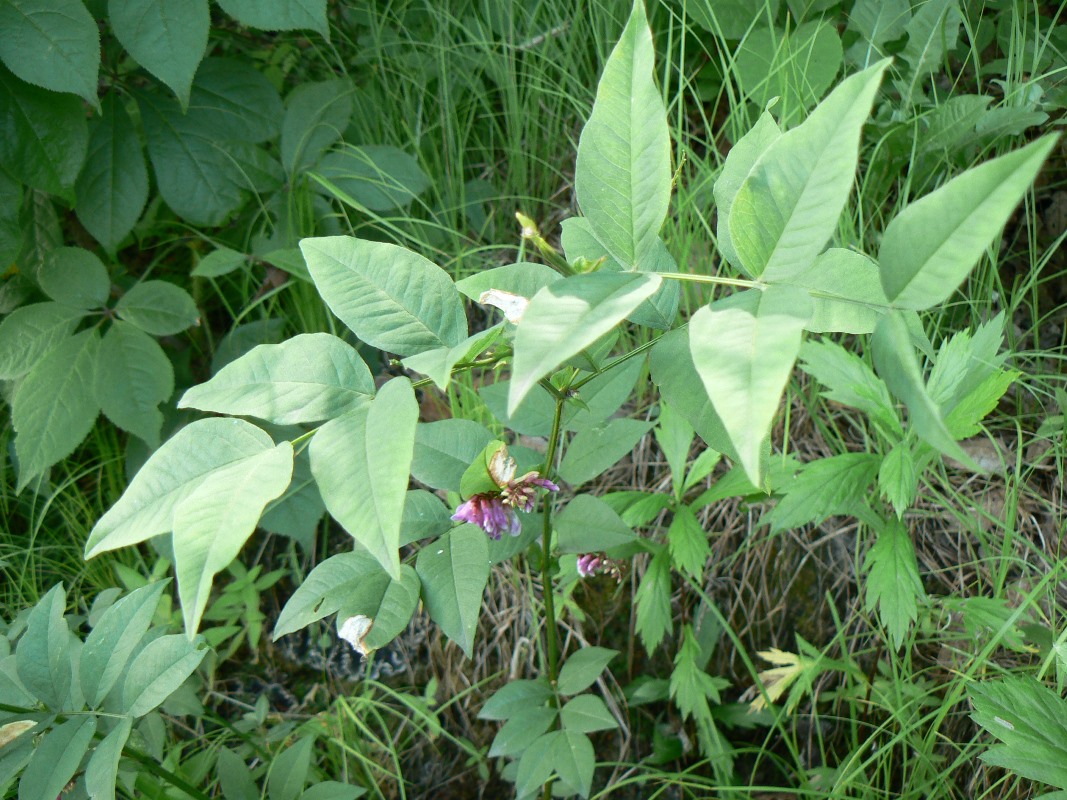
[452,446,559,540]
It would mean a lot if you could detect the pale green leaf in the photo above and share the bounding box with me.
[563,354,646,432]
[342,565,421,652]
[557,646,618,695]
[508,272,660,414]
[879,136,1057,310]
[0,0,99,103]
[574,0,670,269]
[273,551,388,639]
[560,694,618,733]
[17,716,96,800]
[300,236,467,357]
[281,79,353,173]
[0,302,84,379]
[730,59,888,280]
[415,525,489,659]
[216,748,257,800]
[81,582,168,707]
[849,0,911,48]
[121,634,206,716]
[0,66,88,196]
[108,0,208,107]
[400,324,502,390]
[515,733,558,799]
[115,280,199,335]
[192,247,246,278]
[317,144,432,212]
[85,418,276,556]
[84,716,132,800]
[179,333,374,425]
[901,0,961,78]
[173,443,293,634]
[969,677,1067,790]
[689,286,811,487]
[310,378,418,579]
[410,419,494,492]
[635,549,672,651]
[798,339,900,435]
[454,261,561,301]
[667,505,710,579]
[765,452,881,532]
[552,730,595,798]
[555,494,637,554]
[713,111,781,275]
[478,679,553,721]
[685,0,780,39]
[14,584,71,709]
[655,404,694,499]
[216,0,327,35]
[13,329,100,492]
[75,93,149,252]
[871,312,975,466]
[878,442,918,517]
[558,418,655,486]
[784,248,888,333]
[95,321,174,447]
[267,736,314,800]
[863,517,924,649]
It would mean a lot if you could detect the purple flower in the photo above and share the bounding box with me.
[453,445,559,539]
[576,552,621,580]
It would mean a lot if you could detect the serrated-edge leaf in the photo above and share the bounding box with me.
[0,302,84,380]
[0,0,100,103]
[863,519,924,649]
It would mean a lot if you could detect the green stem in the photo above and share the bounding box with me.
[654,271,761,289]
[539,396,566,687]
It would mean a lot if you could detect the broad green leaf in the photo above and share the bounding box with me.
[515,732,558,799]
[508,272,661,414]
[555,495,637,554]
[18,716,96,800]
[574,0,670,270]
[300,236,467,357]
[685,0,780,39]
[137,88,250,225]
[13,329,100,492]
[75,93,149,252]
[713,111,781,275]
[302,783,367,800]
[603,490,673,528]
[267,736,314,800]
[765,452,881,532]
[14,584,70,709]
[401,324,502,390]
[81,581,168,707]
[635,549,672,651]
[689,286,811,487]
[259,449,325,548]
[342,565,421,652]
[399,490,452,546]
[945,370,1017,440]
[85,418,276,556]
[173,443,293,634]
[0,66,88,196]
[187,58,283,143]
[37,246,109,309]
[489,707,558,757]
[557,647,618,695]
[310,378,418,578]
[563,355,646,432]
[558,418,656,486]
[216,748,258,800]
[878,443,918,517]
[879,136,1057,310]
[192,247,246,278]
[649,328,738,460]
[273,551,388,638]
[848,0,911,50]
[734,21,843,126]
[969,677,1067,790]
[179,333,374,425]
[0,0,99,103]
[455,261,561,301]
[479,378,556,437]
[730,59,888,280]
[552,730,595,798]
[317,145,432,211]
[863,517,924,649]
[798,340,900,435]
[0,302,84,379]
[667,505,710,579]
[871,312,975,466]
[281,79,353,173]
[216,0,328,35]
[115,280,199,335]
[410,419,494,492]
[785,248,888,333]
[415,525,489,659]
[84,716,132,800]
[478,679,553,721]
[108,0,208,107]
[560,695,618,733]
[95,321,174,447]
[122,634,206,716]
[901,0,961,79]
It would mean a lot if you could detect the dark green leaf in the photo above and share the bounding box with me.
[552,730,595,798]
[281,79,353,173]
[765,453,881,532]
[489,707,558,757]
[558,418,656,486]
[411,419,494,492]
[635,549,672,651]
[84,716,132,800]
[15,584,71,709]
[667,505,709,579]
[560,694,617,733]
[95,321,174,447]
[0,302,84,379]
[273,551,388,638]
[115,280,199,335]
[555,495,636,554]
[216,0,328,35]
[18,715,96,800]
[121,634,207,716]
[267,736,314,800]
[0,0,99,103]
[317,145,431,212]
[478,679,553,721]
[557,647,618,695]
[415,525,489,659]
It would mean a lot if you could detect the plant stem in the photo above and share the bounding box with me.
[539,396,566,687]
